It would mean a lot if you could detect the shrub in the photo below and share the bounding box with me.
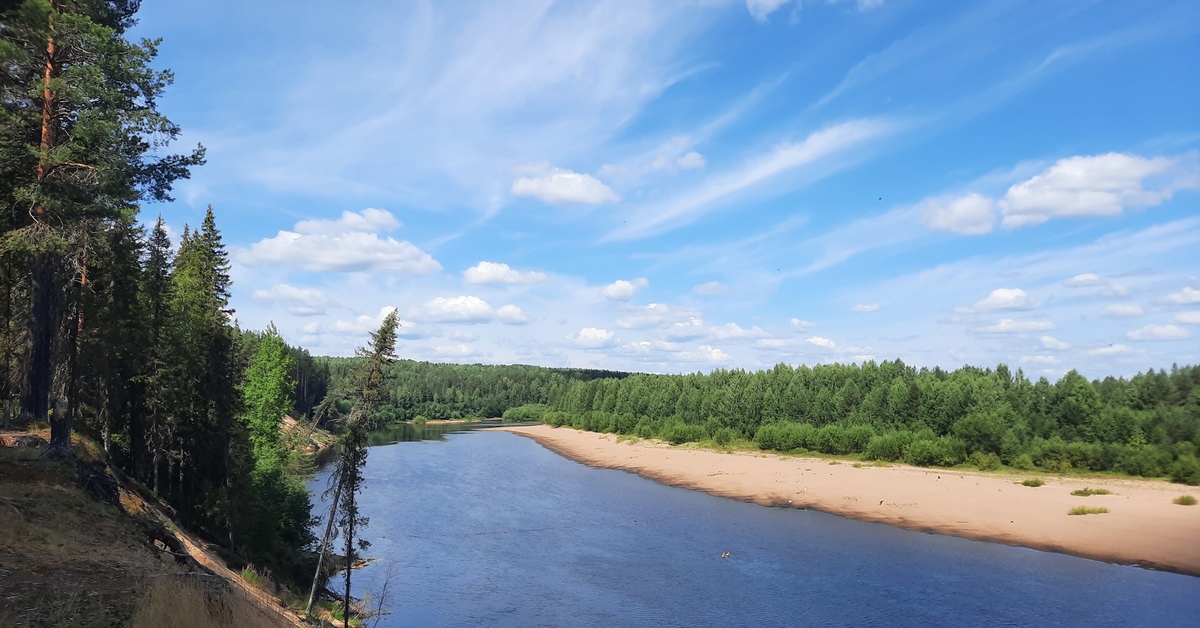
[1070,488,1112,496]
[844,425,876,454]
[714,427,739,446]
[814,424,849,455]
[1068,506,1108,515]
[1170,454,1200,485]
[864,431,913,462]
[1011,453,1036,471]
[969,451,1001,471]
[904,439,943,467]
[412,415,429,424]
[659,422,706,445]
[1174,495,1197,506]
[1021,478,1044,487]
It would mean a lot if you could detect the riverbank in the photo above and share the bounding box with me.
[496,425,1200,577]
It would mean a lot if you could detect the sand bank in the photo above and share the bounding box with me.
[496,425,1200,577]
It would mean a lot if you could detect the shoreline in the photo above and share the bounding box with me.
[495,425,1200,577]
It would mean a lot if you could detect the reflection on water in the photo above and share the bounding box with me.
[366,421,492,447]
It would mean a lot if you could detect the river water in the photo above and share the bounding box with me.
[311,426,1200,627]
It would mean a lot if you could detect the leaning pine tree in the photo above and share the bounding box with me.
[306,309,399,626]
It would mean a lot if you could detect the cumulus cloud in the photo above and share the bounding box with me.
[1000,153,1186,228]
[463,261,547,285]
[746,0,792,22]
[1175,311,1200,325]
[675,151,707,170]
[511,163,619,204]
[571,327,616,348]
[975,319,1055,334]
[496,304,529,325]
[692,281,728,296]
[707,323,767,341]
[971,288,1040,312]
[616,302,698,329]
[1020,355,1059,365]
[1126,324,1191,341]
[237,208,441,275]
[688,345,731,363]
[410,296,493,324]
[1088,344,1137,356]
[1063,273,1105,287]
[601,278,649,301]
[851,303,879,313]
[1164,286,1200,304]
[1100,303,1144,318]
[920,193,996,235]
[310,306,412,336]
[806,336,836,349]
[664,318,706,341]
[1041,335,1070,350]
[251,283,331,316]
[790,318,818,331]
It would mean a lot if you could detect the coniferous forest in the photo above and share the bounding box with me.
[2,2,1198,618]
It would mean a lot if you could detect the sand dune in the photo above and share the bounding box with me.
[497,425,1200,577]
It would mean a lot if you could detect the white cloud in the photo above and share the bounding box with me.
[1063,273,1104,287]
[851,303,879,313]
[790,318,818,331]
[675,151,707,170]
[250,283,331,316]
[708,323,767,341]
[434,343,484,358]
[496,304,529,325]
[1164,286,1200,304]
[830,0,886,11]
[294,208,399,235]
[920,193,996,235]
[746,0,792,22]
[806,336,836,349]
[1175,311,1200,325]
[315,306,410,336]
[1000,153,1186,228]
[616,302,698,329]
[975,319,1056,334]
[1020,355,1059,365]
[571,327,616,348]
[972,288,1040,312]
[664,318,706,341]
[511,163,619,204]
[1100,303,1144,318]
[410,296,493,324]
[601,277,649,301]
[689,345,731,363]
[1041,335,1071,350]
[463,261,547,285]
[1088,344,1137,356]
[237,209,441,275]
[692,281,728,296]
[1126,324,1191,341]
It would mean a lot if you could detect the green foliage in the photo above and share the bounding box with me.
[969,451,1002,471]
[1070,488,1112,496]
[659,421,707,445]
[1170,454,1200,485]
[502,403,548,422]
[1021,478,1045,487]
[1068,506,1108,515]
[412,415,429,424]
[1173,495,1197,506]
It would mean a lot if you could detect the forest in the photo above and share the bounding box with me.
[323,357,1200,485]
[0,0,326,583]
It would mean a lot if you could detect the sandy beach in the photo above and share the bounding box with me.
[496,425,1200,577]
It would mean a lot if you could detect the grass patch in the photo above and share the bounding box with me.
[615,434,641,445]
[852,463,863,468]
[828,461,840,466]
[1021,478,1045,487]
[1068,506,1109,516]
[1174,495,1197,506]
[1070,488,1112,496]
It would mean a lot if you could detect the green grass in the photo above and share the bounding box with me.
[1021,478,1045,487]
[1068,506,1109,515]
[1070,487,1112,496]
[1174,495,1197,506]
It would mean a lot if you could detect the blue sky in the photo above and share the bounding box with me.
[129,0,1199,378]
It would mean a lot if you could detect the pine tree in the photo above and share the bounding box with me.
[0,0,203,453]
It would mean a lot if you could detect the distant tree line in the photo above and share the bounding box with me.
[529,362,1200,484]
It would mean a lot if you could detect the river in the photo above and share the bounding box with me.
[310,425,1200,627]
